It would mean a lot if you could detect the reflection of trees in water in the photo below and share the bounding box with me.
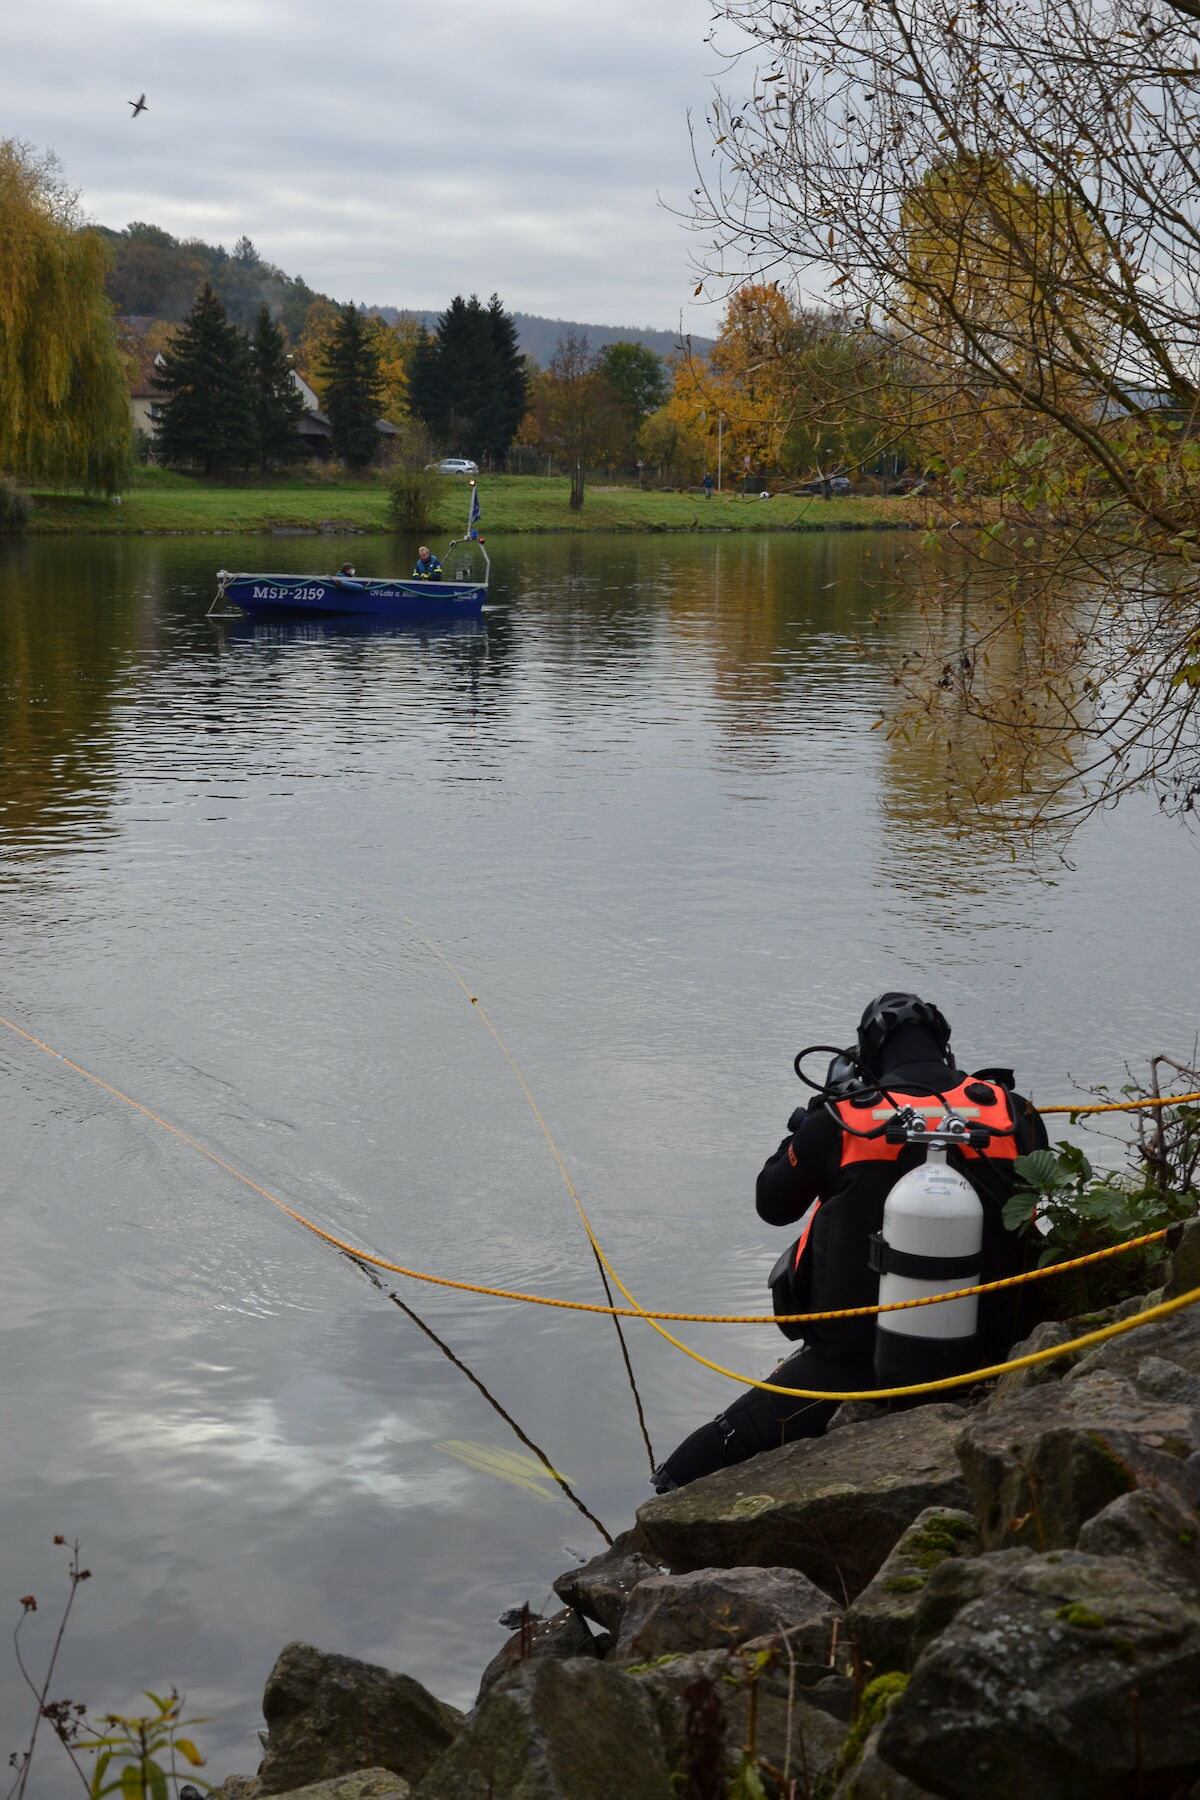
[876,556,1087,891]
[0,539,148,859]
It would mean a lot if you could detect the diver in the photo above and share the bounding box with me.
[652,992,1048,1491]
[413,546,442,580]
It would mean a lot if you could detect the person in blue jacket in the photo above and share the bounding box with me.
[413,546,442,579]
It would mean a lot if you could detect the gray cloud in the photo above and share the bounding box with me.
[3,0,729,332]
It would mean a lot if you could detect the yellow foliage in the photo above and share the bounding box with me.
[297,301,416,424]
[0,139,132,491]
[671,283,801,472]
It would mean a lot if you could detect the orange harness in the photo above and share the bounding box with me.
[834,1078,1019,1167]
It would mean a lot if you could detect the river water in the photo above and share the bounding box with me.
[0,529,1195,1784]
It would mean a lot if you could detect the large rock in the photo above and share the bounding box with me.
[636,1405,970,1601]
[832,1723,940,1798]
[476,1607,598,1703]
[633,1647,845,1791]
[614,1565,838,1662]
[551,1528,662,1635]
[956,1370,1200,1550]
[235,1777,409,1800]
[877,1550,1200,1800]
[256,1644,463,1796]
[843,1508,979,1675]
[1076,1486,1200,1599]
[409,1659,671,1800]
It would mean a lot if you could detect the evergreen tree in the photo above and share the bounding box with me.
[0,138,132,493]
[407,294,527,464]
[154,282,258,473]
[318,303,385,468]
[250,307,306,469]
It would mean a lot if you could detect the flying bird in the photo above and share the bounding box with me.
[128,94,147,116]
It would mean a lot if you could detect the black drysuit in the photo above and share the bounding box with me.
[655,1036,1048,1490]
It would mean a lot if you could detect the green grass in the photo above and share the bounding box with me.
[24,470,933,537]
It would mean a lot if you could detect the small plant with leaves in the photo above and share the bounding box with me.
[6,1538,211,1800]
[79,1690,211,1800]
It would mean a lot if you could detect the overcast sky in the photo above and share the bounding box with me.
[3,0,745,335]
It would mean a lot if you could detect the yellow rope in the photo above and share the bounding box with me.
[0,1010,1186,1327]
[1038,1091,1200,1114]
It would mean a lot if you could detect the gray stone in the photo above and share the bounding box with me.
[827,1400,889,1431]
[1067,1298,1200,1384]
[986,1319,1079,1404]
[476,1607,598,1704]
[614,1564,838,1662]
[843,1507,980,1675]
[956,1369,1200,1550]
[551,1527,661,1635]
[878,1550,1200,1800]
[409,1659,671,1800]
[1164,1217,1200,1302]
[1077,1485,1200,1598]
[245,1776,410,1800]
[632,1646,845,1791]
[637,1404,970,1602]
[217,1782,261,1800]
[1134,1353,1200,1406]
[256,1644,463,1796]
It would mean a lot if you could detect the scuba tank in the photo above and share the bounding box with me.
[870,1133,984,1385]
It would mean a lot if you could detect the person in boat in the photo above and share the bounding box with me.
[651,992,1048,1491]
[334,562,357,577]
[413,546,442,580]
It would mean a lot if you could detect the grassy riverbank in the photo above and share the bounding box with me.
[25,469,933,536]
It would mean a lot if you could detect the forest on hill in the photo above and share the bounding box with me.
[97,221,708,364]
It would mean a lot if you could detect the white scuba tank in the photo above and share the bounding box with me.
[872,1144,984,1385]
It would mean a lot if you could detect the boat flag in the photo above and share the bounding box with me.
[467,482,481,538]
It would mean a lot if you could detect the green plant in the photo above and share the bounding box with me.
[79,1691,211,1799]
[6,1539,211,1800]
[388,462,439,532]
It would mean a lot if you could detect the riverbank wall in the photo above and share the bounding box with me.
[208,1222,1200,1800]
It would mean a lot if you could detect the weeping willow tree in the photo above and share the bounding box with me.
[0,140,132,493]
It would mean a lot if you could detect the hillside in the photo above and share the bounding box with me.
[98,221,712,363]
[370,307,711,365]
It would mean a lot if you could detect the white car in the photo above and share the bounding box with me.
[426,457,479,475]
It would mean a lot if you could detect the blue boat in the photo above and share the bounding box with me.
[213,564,487,618]
[212,483,490,618]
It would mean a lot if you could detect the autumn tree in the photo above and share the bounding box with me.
[672,285,801,475]
[250,306,307,470]
[694,0,1200,834]
[521,334,625,509]
[0,139,132,493]
[153,282,257,472]
[318,303,386,469]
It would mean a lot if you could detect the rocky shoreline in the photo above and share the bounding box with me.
[210,1223,1200,1799]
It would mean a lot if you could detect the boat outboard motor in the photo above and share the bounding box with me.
[869,1115,986,1385]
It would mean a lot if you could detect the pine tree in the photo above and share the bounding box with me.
[154,282,258,473]
[407,294,527,464]
[319,304,385,469]
[250,307,306,470]
[0,139,132,493]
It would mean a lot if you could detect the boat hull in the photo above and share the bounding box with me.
[217,573,487,617]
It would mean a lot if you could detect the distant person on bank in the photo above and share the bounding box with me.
[703,472,714,500]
